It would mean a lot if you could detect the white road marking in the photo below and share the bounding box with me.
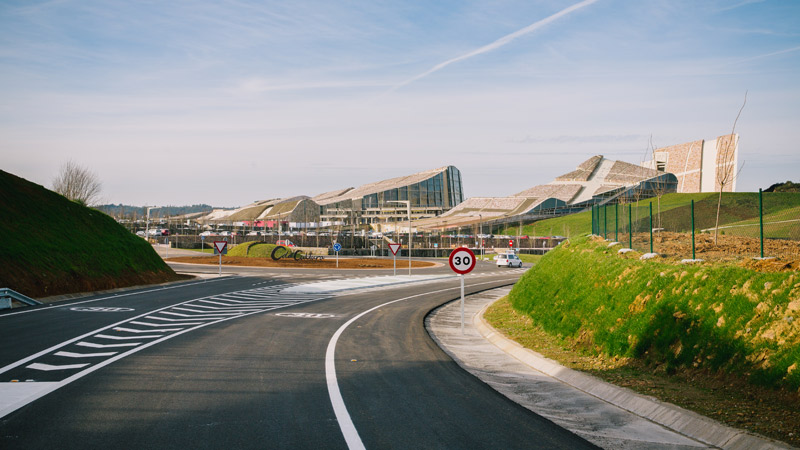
[54,350,118,358]
[325,277,519,450]
[76,341,140,349]
[27,363,91,371]
[96,333,164,340]
[0,277,232,318]
[0,282,333,419]
[128,321,191,328]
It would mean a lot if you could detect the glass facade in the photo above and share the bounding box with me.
[318,166,464,226]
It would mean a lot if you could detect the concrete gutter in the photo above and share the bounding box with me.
[427,288,793,450]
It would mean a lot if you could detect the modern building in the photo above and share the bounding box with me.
[191,133,734,235]
[642,133,739,193]
[313,166,464,227]
[194,165,466,231]
[408,156,678,232]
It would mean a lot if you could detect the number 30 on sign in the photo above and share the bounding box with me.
[448,247,476,275]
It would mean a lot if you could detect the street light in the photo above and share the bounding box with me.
[479,214,483,260]
[145,206,156,243]
[387,200,411,275]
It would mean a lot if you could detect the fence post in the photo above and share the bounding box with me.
[615,202,618,242]
[603,204,607,239]
[759,188,764,258]
[628,203,633,250]
[691,199,696,260]
[649,202,653,254]
[592,205,596,235]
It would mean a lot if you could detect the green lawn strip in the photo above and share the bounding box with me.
[227,242,278,257]
[507,234,800,391]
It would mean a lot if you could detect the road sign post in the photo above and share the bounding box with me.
[213,240,228,276]
[388,243,401,276]
[333,242,342,268]
[448,247,476,333]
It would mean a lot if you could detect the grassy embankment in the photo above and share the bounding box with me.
[0,170,182,298]
[485,234,800,444]
[502,234,799,389]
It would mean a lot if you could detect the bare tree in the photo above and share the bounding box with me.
[648,135,672,229]
[714,92,747,244]
[52,160,102,206]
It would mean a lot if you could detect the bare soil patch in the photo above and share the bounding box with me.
[167,255,437,270]
[629,232,800,271]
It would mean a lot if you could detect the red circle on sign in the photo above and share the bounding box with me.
[448,247,476,275]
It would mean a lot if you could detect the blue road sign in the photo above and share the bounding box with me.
[333,243,342,252]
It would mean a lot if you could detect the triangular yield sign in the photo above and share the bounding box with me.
[213,241,227,254]
[388,243,401,255]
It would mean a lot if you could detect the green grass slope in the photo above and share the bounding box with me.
[0,170,181,298]
[508,235,800,390]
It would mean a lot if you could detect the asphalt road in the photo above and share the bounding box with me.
[0,260,595,449]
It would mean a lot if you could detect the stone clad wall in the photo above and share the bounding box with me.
[658,139,704,193]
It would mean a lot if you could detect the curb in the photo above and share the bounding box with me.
[472,299,793,450]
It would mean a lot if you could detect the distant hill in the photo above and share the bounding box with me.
[765,181,800,193]
[96,203,216,218]
[0,170,184,299]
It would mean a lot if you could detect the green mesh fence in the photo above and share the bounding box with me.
[591,191,799,259]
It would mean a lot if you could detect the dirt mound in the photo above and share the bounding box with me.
[168,255,436,270]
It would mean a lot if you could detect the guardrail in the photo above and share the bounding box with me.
[0,288,42,309]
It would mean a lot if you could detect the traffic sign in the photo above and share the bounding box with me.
[213,240,227,255]
[508,239,513,247]
[333,243,342,252]
[448,247,476,275]
[388,243,401,255]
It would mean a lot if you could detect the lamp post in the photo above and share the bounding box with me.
[145,206,156,244]
[388,200,411,275]
[479,214,483,260]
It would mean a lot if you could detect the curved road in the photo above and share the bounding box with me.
[0,260,595,449]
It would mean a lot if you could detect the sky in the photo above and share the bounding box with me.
[2,0,799,207]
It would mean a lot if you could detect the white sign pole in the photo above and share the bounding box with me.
[218,251,222,276]
[393,252,396,276]
[460,274,465,334]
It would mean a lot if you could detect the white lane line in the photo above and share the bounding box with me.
[171,307,245,315]
[128,321,193,328]
[95,333,163,340]
[54,351,117,358]
[160,311,235,318]
[325,278,518,450]
[114,326,184,333]
[76,342,140,349]
[143,316,214,322]
[27,363,91,371]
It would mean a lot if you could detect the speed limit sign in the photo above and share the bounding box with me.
[449,247,476,275]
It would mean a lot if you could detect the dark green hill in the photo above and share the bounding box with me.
[0,170,183,298]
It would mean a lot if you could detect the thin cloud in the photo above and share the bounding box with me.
[732,45,800,65]
[388,0,600,92]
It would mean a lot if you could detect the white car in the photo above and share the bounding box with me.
[496,253,523,268]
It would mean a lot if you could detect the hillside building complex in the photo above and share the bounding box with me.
[192,133,737,234]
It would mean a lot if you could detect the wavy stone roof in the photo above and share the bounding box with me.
[555,155,602,182]
[312,166,452,206]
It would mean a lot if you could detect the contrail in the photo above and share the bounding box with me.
[389,0,600,92]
